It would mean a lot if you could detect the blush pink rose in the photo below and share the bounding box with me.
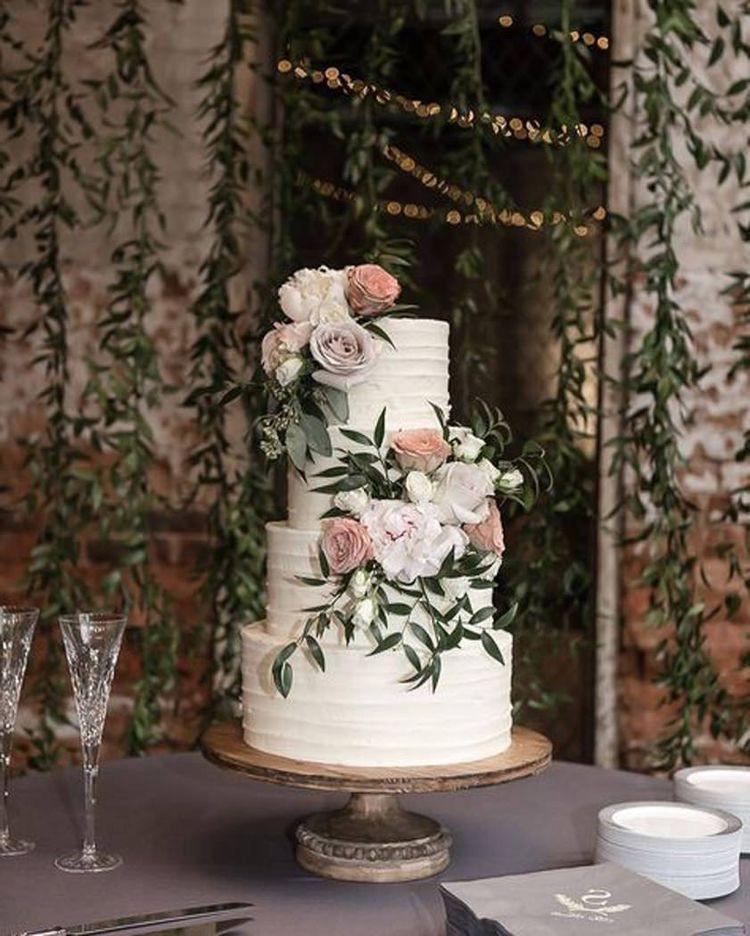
[320,517,373,575]
[261,328,284,374]
[464,499,505,557]
[346,264,401,316]
[390,429,451,473]
[276,320,313,352]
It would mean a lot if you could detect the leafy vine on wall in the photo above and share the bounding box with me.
[187,0,270,714]
[1,0,95,768]
[613,0,749,769]
[83,0,178,755]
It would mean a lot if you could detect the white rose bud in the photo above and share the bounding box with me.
[449,426,485,462]
[497,468,524,493]
[333,487,370,516]
[352,596,376,627]
[478,458,501,485]
[405,470,434,504]
[442,575,469,601]
[348,568,371,599]
[275,354,304,387]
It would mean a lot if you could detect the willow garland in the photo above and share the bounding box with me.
[187,0,269,712]
[1,0,96,768]
[612,0,739,770]
[505,0,606,721]
[84,0,177,754]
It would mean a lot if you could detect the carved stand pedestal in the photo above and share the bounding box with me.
[201,722,551,883]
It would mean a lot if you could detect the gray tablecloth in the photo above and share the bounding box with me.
[0,753,748,935]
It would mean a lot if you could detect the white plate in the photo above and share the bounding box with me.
[611,803,728,839]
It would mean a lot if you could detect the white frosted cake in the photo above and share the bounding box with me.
[241,304,514,768]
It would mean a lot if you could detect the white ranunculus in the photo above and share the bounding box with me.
[497,468,524,493]
[352,596,376,627]
[432,462,493,525]
[348,568,372,599]
[449,426,485,462]
[361,500,468,584]
[334,487,370,516]
[477,458,501,485]
[405,470,434,505]
[278,266,349,323]
[275,354,304,387]
[309,295,352,325]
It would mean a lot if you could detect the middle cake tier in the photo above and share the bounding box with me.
[264,521,496,646]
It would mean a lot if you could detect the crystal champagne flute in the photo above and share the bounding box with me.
[0,605,39,857]
[55,611,126,873]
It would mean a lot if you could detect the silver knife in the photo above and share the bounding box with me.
[17,902,254,936]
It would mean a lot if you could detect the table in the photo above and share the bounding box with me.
[0,753,748,935]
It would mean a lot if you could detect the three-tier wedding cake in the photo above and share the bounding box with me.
[241,263,520,768]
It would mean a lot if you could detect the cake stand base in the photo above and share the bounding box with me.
[296,792,450,882]
[201,722,552,883]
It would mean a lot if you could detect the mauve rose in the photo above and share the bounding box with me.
[320,517,373,575]
[390,429,451,473]
[464,499,505,558]
[309,321,379,378]
[346,264,401,315]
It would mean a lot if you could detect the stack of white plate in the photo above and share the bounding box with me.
[595,801,742,899]
[675,765,750,854]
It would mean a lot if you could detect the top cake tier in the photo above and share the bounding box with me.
[288,317,450,531]
[342,318,449,428]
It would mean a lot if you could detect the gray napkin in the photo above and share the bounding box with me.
[441,863,744,936]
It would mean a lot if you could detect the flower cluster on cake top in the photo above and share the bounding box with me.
[258,264,410,465]
[270,402,550,698]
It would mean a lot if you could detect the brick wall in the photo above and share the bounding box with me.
[616,2,749,769]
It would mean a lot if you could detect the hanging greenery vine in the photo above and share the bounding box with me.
[1,0,97,769]
[507,0,606,717]
[83,0,178,754]
[612,0,747,769]
[187,0,270,713]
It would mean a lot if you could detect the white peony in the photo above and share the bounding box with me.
[352,596,376,627]
[275,354,304,387]
[449,426,486,462]
[497,468,524,493]
[361,500,468,584]
[477,458,501,485]
[405,470,434,505]
[334,487,370,516]
[348,568,372,599]
[432,462,493,525]
[278,266,350,323]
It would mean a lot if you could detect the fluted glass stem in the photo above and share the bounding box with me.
[82,743,99,859]
[0,731,10,846]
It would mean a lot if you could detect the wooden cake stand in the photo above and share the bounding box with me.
[201,721,552,883]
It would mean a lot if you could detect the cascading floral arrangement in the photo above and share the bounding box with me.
[257,264,412,467]
[271,402,550,697]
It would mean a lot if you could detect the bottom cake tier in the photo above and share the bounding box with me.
[241,623,513,768]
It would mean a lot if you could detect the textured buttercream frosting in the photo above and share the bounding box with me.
[241,313,514,768]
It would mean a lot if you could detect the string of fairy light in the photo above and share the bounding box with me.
[497,13,610,51]
[277,59,604,148]
[278,14,610,235]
